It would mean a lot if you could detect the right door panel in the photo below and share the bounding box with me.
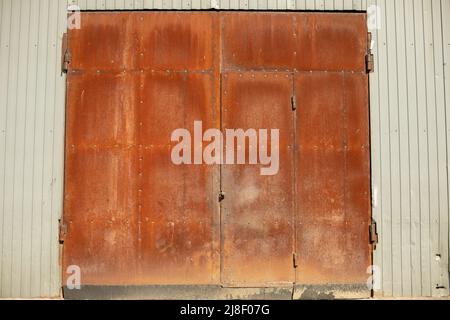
[295,72,371,285]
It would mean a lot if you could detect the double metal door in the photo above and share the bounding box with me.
[63,11,371,293]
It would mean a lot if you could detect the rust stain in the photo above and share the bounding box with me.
[137,12,215,71]
[295,13,368,71]
[221,12,297,71]
[221,12,367,72]
[63,147,140,285]
[68,13,139,71]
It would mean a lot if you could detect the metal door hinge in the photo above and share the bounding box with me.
[369,219,378,249]
[366,32,374,73]
[291,95,297,111]
[293,253,298,268]
[59,219,68,244]
[61,33,71,73]
[366,53,374,73]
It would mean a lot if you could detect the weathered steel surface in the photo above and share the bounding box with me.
[69,13,139,71]
[221,72,295,286]
[137,12,216,71]
[137,72,219,284]
[293,284,370,300]
[69,12,216,72]
[294,13,367,71]
[64,11,370,291]
[64,72,140,284]
[295,72,371,285]
[221,13,296,71]
[221,12,367,72]
[64,12,219,286]
[63,285,293,300]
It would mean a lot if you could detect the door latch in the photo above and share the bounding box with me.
[291,95,297,111]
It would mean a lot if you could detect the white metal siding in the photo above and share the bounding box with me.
[0,0,449,297]
[68,0,368,10]
[0,0,66,298]
[444,0,450,298]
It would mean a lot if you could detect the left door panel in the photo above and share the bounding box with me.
[63,12,220,287]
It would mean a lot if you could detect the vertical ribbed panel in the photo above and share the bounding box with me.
[364,0,449,298]
[68,0,369,10]
[381,0,448,298]
[0,0,66,298]
[0,0,448,298]
[443,0,450,300]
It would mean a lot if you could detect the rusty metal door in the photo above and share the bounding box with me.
[220,12,371,294]
[292,15,372,295]
[63,11,371,297]
[220,72,295,286]
[63,12,221,287]
[294,72,371,294]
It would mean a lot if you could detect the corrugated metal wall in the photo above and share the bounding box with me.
[0,0,67,297]
[0,0,66,297]
[68,0,367,10]
[0,0,449,298]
